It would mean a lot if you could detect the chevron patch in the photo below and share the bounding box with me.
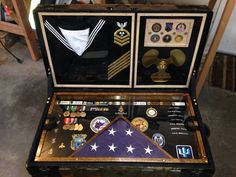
[114,22,130,47]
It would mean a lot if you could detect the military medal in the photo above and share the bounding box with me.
[114,22,130,47]
[74,123,83,131]
[70,112,76,117]
[80,112,86,117]
[63,124,70,130]
[131,117,149,132]
[70,105,77,112]
[69,124,75,131]
[146,107,158,118]
[64,118,70,124]
[63,111,70,117]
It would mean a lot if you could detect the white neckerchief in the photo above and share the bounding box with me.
[44,19,106,56]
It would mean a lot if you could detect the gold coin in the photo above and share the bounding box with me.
[63,111,70,117]
[175,35,183,42]
[131,117,149,132]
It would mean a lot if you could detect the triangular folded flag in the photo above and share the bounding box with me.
[74,117,172,160]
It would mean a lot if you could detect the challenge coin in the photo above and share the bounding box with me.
[90,116,110,133]
[146,107,158,118]
[152,133,165,147]
[175,35,184,42]
[152,23,162,32]
[176,23,186,32]
[131,117,149,132]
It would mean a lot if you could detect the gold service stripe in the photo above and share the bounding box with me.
[108,51,130,68]
[108,55,130,72]
[108,61,130,78]
[108,60,130,76]
[108,62,130,80]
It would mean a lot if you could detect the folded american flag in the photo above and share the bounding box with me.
[73,117,172,159]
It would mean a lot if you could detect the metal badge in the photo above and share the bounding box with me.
[152,133,165,147]
[165,22,173,32]
[176,145,194,159]
[146,107,158,118]
[90,116,110,133]
[131,117,149,132]
[114,22,130,47]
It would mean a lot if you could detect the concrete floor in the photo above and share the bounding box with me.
[0,42,235,177]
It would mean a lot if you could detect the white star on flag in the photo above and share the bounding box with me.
[108,128,116,136]
[126,144,135,153]
[90,142,99,151]
[108,143,117,152]
[125,128,133,136]
[144,146,153,155]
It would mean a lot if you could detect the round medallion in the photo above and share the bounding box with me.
[152,133,165,147]
[131,117,149,132]
[146,107,158,118]
[163,34,172,43]
[152,23,162,32]
[175,35,184,42]
[150,34,160,43]
[176,23,186,32]
[90,116,110,133]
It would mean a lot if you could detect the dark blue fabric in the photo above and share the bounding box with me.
[74,117,170,158]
